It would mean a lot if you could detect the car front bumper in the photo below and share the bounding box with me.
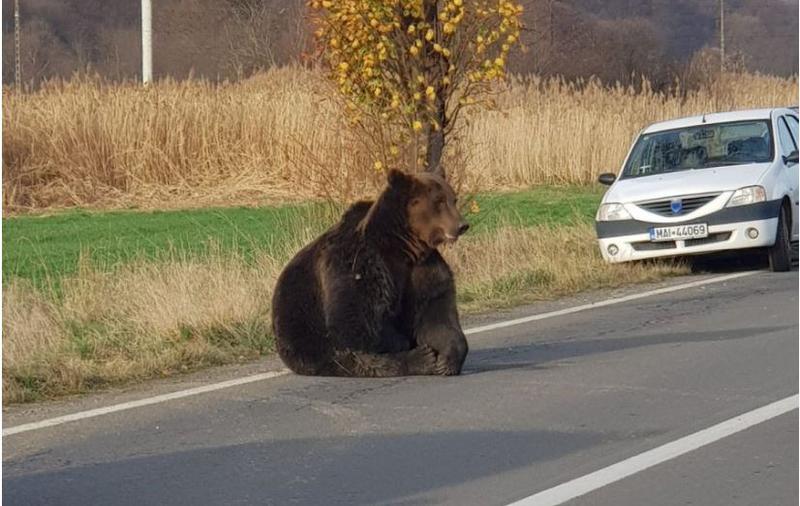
[595,200,782,263]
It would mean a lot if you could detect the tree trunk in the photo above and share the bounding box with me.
[423,0,447,176]
[425,96,446,175]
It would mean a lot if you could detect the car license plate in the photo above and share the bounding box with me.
[648,223,708,242]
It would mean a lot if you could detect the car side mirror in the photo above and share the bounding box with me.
[598,173,617,186]
[783,150,799,165]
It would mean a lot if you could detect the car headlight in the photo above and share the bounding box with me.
[596,203,632,221]
[726,186,766,207]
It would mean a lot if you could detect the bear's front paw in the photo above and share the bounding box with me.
[434,357,461,376]
[407,344,438,375]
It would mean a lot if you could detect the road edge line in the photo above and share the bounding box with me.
[3,271,760,437]
[2,371,290,437]
[465,271,758,335]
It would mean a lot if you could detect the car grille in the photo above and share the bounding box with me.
[632,241,676,251]
[636,194,720,217]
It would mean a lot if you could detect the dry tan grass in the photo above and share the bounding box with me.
[2,222,687,404]
[4,68,796,211]
[2,242,303,404]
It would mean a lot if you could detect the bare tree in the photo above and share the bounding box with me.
[224,0,280,78]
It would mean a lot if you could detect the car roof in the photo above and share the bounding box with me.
[643,108,793,134]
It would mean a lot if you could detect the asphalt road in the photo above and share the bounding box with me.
[3,270,798,506]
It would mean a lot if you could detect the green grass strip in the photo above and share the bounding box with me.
[3,186,604,286]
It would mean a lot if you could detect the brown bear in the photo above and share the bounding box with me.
[271,168,469,377]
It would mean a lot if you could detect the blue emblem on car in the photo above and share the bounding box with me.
[670,198,683,214]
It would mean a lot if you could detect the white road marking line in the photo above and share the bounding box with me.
[507,394,799,506]
[2,371,289,437]
[465,270,758,335]
[2,271,760,437]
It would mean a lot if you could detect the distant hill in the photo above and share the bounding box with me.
[2,0,797,87]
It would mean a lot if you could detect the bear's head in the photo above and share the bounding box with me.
[387,169,469,249]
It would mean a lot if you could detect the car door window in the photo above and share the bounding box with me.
[776,117,797,156]
[785,115,799,147]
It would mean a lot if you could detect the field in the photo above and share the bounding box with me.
[4,69,792,403]
[3,186,603,285]
[3,68,796,211]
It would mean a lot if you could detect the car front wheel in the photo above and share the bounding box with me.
[768,205,791,272]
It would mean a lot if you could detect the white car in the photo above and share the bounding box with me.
[595,108,799,271]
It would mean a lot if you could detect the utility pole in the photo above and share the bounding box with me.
[719,0,725,72]
[14,0,21,90]
[142,0,152,83]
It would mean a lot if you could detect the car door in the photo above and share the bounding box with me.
[779,114,799,240]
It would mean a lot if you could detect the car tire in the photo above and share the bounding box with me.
[768,205,791,272]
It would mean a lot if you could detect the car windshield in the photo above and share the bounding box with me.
[621,120,773,179]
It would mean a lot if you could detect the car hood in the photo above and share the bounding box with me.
[604,162,772,203]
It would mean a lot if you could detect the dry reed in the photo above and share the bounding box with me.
[4,68,796,211]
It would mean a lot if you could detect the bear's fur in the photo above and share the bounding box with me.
[271,169,469,377]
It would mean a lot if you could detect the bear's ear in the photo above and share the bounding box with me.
[387,168,413,189]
